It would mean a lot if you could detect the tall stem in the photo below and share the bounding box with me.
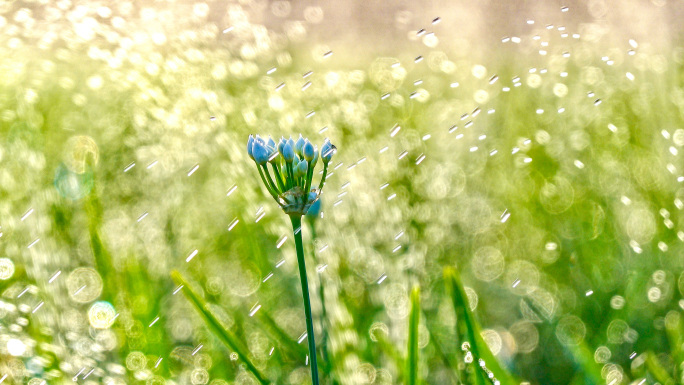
[291,215,320,385]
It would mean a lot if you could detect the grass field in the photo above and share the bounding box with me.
[1,1,684,385]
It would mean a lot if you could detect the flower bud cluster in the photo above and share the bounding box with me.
[248,134,336,216]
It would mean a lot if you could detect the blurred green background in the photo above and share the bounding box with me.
[2,0,684,384]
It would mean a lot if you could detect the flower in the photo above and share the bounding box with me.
[303,140,315,161]
[249,134,336,217]
[321,139,336,163]
[251,136,270,165]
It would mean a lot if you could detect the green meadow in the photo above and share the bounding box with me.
[1,1,684,385]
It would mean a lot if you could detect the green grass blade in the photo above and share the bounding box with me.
[646,351,675,385]
[171,270,270,385]
[256,311,309,358]
[444,267,517,385]
[406,285,420,385]
[564,341,604,385]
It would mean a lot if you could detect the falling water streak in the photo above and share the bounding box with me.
[82,368,96,380]
[390,125,401,137]
[186,249,198,263]
[262,272,274,282]
[32,301,44,313]
[377,274,388,284]
[187,164,199,176]
[276,236,288,249]
[155,358,163,368]
[298,332,308,344]
[585,290,594,297]
[172,284,184,295]
[192,344,203,356]
[21,208,34,221]
[512,279,521,288]
[249,303,262,317]
[319,244,329,252]
[398,151,408,160]
[73,285,87,296]
[228,218,239,231]
[0,374,7,384]
[72,368,86,381]
[48,270,61,283]
[275,259,286,268]
[379,146,389,153]
[147,160,158,169]
[388,194,397,201]
[267,67,276,75]
[124,162,135,172]
[17,287,29,298]
[316,264,328,273]
[226,185,237,196]
[319,126,329,134]
[395,231,404,240]
[392,245,401,253]
[149,316,160,327]
[302,82,312,91]
[276,83,285,91]
[630,352,637,359]
[255,212,266,223]
[415,154,426,165]
[137,212,148,222]
[27,239,40,248]
[269,347,275,356]
[303,70,313,78]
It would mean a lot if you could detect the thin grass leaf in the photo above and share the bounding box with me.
[564,341,604,385]
[646,351,675,385]
[170,270,270,385]
[521,297,604,384]
[406,285,420,385]
[375,331,405,376]
[444,267,517,385]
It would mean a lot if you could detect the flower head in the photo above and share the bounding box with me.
[321,139,336,164]
[252,136,270,165]
[248,134,336,217]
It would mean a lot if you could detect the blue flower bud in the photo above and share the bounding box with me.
[306,196,322,219]
[312,147,319,166]
[247,135,255,160]
[297,159,308,175]
[252,138,270,165]
[267,136,278,162]
[281,142,295,162]
[287,137,295,151]
[303,140,315,161]
[321,139,335,163]
[278,137,286,154]
[295,135,306,157]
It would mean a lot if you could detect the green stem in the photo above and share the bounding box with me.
[290,215,320,385]
[304,161,314,194]
[286,162,295,189]
[257,164,279,199]
[318,163,329,191]
[261,164,280,194]
[308,219,330,371]
[272,163,286,191]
